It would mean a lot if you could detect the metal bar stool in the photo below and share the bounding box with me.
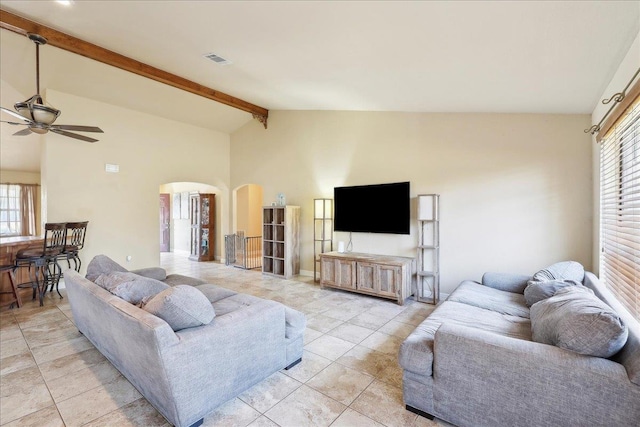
[48,221,88,297]
[15,222,66,306]
[0,265,22,309]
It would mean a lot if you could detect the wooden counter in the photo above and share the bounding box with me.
[0,236,44,307]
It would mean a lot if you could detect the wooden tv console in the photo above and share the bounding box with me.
[319,252,415,305]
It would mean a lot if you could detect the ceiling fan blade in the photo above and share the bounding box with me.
[13,128,33,136]
[51,124,104,133]
[1,107,30,123]
[50,128,98,143]
[0,120,28,126]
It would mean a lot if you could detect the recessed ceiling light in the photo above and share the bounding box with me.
[56,0,73,6]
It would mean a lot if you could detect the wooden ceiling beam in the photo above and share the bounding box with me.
[0,9,269,128]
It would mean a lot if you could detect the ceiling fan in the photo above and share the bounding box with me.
[0,33,103,143]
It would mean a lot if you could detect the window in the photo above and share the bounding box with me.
[600,97,639,320]
[0,184,22,236]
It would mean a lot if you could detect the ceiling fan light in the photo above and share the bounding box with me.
[14,95,61,125]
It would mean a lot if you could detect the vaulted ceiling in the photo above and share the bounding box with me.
[0,0,638,171]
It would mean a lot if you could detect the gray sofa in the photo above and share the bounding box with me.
[399,270,640,427]
[64,260,305,427]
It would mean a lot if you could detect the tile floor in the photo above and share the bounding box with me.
[0,253,451,427]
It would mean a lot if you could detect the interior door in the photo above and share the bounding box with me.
[159,193,170,252]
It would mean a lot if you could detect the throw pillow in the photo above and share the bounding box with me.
[142,285,215,331]
[530,286,628,358]
[86,255,129,281]
[532,261,585,283]
[523,279,579,307]
[94,271,169,305]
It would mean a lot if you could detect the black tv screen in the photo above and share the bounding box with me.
[334,182,410,234]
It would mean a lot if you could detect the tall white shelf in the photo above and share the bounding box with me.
[313,199,333,282]
[417,194,440,304]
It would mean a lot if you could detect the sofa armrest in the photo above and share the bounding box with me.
[481,272,531,294]
[433,323,640,427]
[130,267,167,281]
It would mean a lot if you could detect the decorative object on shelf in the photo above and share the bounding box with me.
[189,193,215,262]
[262,205,300,279]
[417,194,440,304]
[319,252,414,305]
[313,199,333,282]
[277,193,286,206]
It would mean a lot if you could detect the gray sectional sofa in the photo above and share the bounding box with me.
[64,256,305,427]
[399,268,640,427]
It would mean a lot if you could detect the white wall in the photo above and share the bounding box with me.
[591,28,640,275]
[42,89,231,272]
[231,111,593,294]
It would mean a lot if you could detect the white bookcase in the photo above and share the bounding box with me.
[417,194,440,304]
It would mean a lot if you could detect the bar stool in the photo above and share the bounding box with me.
[16,222,66,306]
[0,265,22,309]
[61,221,88,272]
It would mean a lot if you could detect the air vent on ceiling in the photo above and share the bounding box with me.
[204,53,232,65]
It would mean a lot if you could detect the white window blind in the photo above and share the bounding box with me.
[600,96,639,320]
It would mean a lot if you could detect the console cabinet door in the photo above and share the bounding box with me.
[356,262,377,294]
[376,265,400,298]
[321,257,337,286]
[336,260,357,289]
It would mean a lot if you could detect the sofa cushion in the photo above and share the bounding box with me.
[86,255,128,281]
[143,285,215,331]
[532,261,584,283]
[524,279,579,307]
[163,274,208,287]
[530,286,628,358]
[399,300,531,376]
[194,284,237,302]
[212,293,264,317]
[94,271,169,305]
[447,281,529,318]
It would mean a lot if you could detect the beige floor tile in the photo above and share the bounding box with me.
[321,303,367,322]
[46,359,122,402]
[56,375,142,427]
[307,363,374,406]
[21,320,81,349]
[304,334,355,361]
[331,408,386,427]
[248,415,279,427]
[378,319,417,339]
[238,371,302,413]
[30,334,95,364]
[306,314,344,333]
[39,347,107,382]
[1,404,65,427]
[0,349,37,376]
[359,331,405,355]
[0,336,29,359]
[0,324,22,342]
[202,397,260,427]
[0,366,55,425]
[264,385,345,427]
[281,350,332,383]
[412,413,440,426]
[304,327,323,345]
[378,360,404,388]
[393,304,434,326]
[335,345,397,378]
[16,307,69,330]
[84,397,169,427]
[351,380,417,427]
[326,322,374,344]
[348,311,390,330]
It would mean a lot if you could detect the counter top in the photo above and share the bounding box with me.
[0,235,44,247]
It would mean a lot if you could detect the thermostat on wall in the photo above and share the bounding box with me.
[105,163,119,173]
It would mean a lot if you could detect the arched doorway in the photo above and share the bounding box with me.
[159,182,221,261]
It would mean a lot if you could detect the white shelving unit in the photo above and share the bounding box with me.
[262,205,300,279]
[417,194,440,304]
[313,199,333,282]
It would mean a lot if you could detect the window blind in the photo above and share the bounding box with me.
[600,96,639,320]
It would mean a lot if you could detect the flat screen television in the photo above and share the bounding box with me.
[334,181,410,234]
